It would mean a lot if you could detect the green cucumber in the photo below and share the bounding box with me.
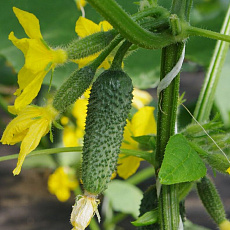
[197,176,226,225]
[82,69,133,195]
[53,66,96,113]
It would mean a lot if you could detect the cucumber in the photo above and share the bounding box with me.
[82,69,133,195]
[53,66,96,113]
[197,176,226,225]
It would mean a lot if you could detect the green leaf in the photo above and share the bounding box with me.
[131,135,156,151]
[131,209,158,227]
[53,120,64,130]
[49,129,53,143]
[159,134,207,184]
[104,180,143,218]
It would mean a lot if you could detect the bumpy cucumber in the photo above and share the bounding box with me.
[53,66,96,112]
[82,69,133,195]
[197,176,226,225]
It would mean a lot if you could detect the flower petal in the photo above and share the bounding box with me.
[117,155,142,179]
[13,7,43,39]
[75,53,99,69]
[132,88,152,110]
[25,39,53,71]
[0,107,40,144]
[98,21,113,31]
[75,16,100,38]
[8,31,29,55]
[121,120,138,150]
[13,119,49,175]
[63,126,79,147]
[71,195,100,230]
[16,66,37,95]
[132,106,156,136]
[72,99,88,130]
[14,71,47,110]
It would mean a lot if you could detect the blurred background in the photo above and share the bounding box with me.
[1,0,230,229]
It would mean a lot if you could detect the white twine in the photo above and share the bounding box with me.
[156,178,162,198]
[178,215,184,230]
[157,44,185,97]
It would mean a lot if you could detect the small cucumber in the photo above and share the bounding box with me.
[82,69,133,195]
[53,66,96,112]
[197,176,226,225]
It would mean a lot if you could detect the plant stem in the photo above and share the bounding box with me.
[87,0,178,49]
[0,147,150,162]
[186,25,230,44]
[0,147,82,162]
[110,40,132,70]
[91,35,123,69]
[193,5,230,122]
[156,43,183,230]
[155,1,192,229]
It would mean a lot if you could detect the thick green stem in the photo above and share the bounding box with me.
[156,1,192,229]
[186,26,230,44]
[110,40,132,70]
[193,5,230,122]
[156,43,184,230]
[87,0,180,49]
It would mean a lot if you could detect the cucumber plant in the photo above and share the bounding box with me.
[1,0,230,230]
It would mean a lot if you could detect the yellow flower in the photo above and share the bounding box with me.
[48,167,78,202]
[132,88,153,109]
[1,104,58,175]
[10,7,68,110]
[71,194,100,230]
[62,89,90,147]
[74,16,113,69]
[117,106,156,179]
[226,167,230,175]
[75,0,87,10]
[219,219,230,230]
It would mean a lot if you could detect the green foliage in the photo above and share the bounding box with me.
[132,209,158,226]
[105,180,143,218]
[0,0,228,91]
[159,134,207,184]
[131,135,156,151]
[137,185,159,230]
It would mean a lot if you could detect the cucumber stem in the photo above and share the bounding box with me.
[91,35,123,70]
[110,40,132,70]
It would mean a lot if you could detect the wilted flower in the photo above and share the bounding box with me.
[71,194,100,230]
